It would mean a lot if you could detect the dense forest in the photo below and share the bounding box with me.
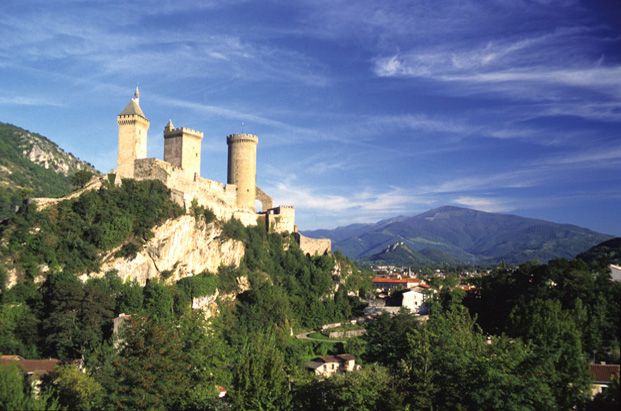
[0,179,620,410]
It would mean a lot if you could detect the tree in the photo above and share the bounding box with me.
[178,313,233,410]
[510,298,591,409]
[70,170,94,189]
[0,363,28,411]
[232,331,291,411]
[294,365,401,411]
[40,272,85,359]
[0,363,58,411]
[78,279,115,353]
[142,279,174,322]
[50,364,103,411]
[112,317,190,410]
[398,304,556,410]
[362,311,419,369]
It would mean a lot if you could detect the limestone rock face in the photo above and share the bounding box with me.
[192,290,220,319]
[87,215,244,285]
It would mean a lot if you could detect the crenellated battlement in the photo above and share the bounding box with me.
[114,87,328,247]
[164,127,203,139]
[226,133,258,144]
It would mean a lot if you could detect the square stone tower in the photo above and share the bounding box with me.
[116,87,149,179]
[163,120,204,178]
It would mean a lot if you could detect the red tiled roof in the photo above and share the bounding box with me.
[319,355,341,363]
[372,277,420,284]
[590,363,620,383]
[1,356,61,376]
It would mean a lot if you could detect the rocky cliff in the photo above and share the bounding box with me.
[84,215,245,285]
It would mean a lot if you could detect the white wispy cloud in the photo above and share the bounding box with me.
[0,6,329,87]
[372,22,621,102]
[161,97,317,136]
[453,196,514,213]
[542,145,621,166]
[0,96,64,107]
[265,180,432,216]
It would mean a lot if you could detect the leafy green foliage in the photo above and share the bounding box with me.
[465,257,621,362]
[143,279,175,322]
[176,272,219,299]
[294,364,401,411]
[49,364,103,411]
[70,170,94,189]
[1,179,183,277]
[1,181,615,410]
[384,304,553,410]
[111,316,190,410]
[232,331,291,411]
[0,122,96,221]
[0,362,59,411]
[190,198,216,225]
[362,311,418,369]
[509,299,591,409]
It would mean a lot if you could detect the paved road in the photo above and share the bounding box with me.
[295,331,343,343]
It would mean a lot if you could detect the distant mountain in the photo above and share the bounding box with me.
[304,206,612,266]
[0,122,97,219]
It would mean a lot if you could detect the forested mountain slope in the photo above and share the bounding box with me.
[306,206,611,266]
[0,122,97,220]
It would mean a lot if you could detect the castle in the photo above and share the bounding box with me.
[115,88,331,255]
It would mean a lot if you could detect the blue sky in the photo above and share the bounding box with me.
[0,0,620,234]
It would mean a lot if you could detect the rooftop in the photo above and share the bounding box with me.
[590,363,620,383]
[1,355,61,376]
[118,98,146,118]
[372,277,420,284]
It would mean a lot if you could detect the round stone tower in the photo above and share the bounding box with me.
[227,133,258,210]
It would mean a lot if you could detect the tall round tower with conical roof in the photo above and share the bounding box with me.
[116,87,150,179]
[227,133,258,209]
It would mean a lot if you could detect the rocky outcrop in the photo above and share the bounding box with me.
[18,131,95,176]
[84,215,245,285]
[192,291,220,319]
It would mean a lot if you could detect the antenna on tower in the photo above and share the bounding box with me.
[133,85,140,101]
[241,121,245,133]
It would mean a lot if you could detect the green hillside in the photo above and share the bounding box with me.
[0,122,97,220]
[576,237,621,269]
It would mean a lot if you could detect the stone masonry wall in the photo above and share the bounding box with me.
[267,205,296,234]
[294,232,332,256]
[134,158,257,227]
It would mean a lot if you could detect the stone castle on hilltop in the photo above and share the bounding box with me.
[116,88,331,255]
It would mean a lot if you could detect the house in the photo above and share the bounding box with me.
[304,354,360,377]
[372,277,428,292]
[401,287,427,314]
[610,264,621,282]
[0,355,62,394]
[589,362,620,397]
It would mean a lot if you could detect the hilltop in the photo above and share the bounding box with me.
[0,122,97,220]
[305,206,612,266]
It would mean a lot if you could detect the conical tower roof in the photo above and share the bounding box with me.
[118,87,146,118]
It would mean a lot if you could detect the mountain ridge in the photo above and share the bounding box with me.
[0,121,97,219]
[304,206,612,266]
